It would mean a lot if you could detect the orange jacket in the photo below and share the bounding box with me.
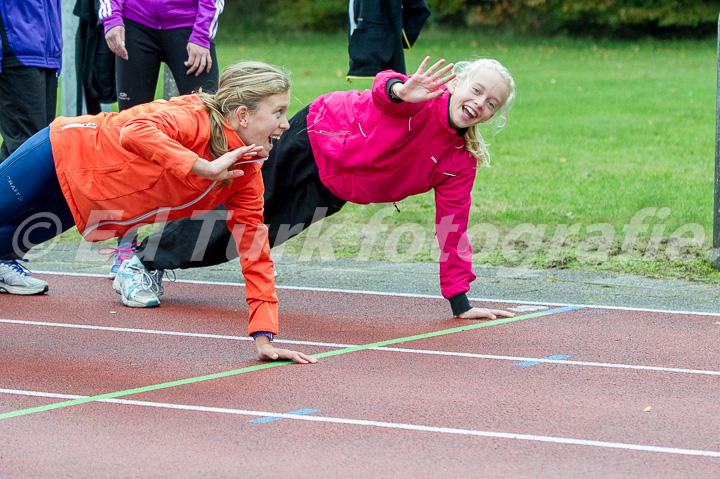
[50,95,278,336]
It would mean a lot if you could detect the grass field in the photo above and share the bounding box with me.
[55,29,720,281]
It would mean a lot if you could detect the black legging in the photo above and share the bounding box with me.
[116,18,219,110]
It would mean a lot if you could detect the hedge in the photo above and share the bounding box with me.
[218,0,720,37]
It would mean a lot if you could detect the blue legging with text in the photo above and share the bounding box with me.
[0,127,75,259]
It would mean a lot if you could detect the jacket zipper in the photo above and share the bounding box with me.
[61,123,97,129]
[81,181,218,237]
[312,129,350,136]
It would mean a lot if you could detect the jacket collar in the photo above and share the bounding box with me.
[445,92,468,137]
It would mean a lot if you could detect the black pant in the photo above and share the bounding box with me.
[116,19,219,110]
[0,67,57,162]
[137,105,347,270]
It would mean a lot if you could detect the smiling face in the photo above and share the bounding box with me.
[233,91,291,155]
[447,66,509,129]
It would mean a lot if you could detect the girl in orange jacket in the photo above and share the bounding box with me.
[0,60,317,364]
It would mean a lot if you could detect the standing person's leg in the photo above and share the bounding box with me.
[115,19,163,111]
[0,127,76,294]
[0,67,57,162]
[161,27,220,95]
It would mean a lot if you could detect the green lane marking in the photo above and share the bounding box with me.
[314,306,582,359]
[0,306,581,420]
[0,361,284,420]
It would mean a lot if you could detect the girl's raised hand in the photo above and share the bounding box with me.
[190,144,263,182]
[393,56,456,103]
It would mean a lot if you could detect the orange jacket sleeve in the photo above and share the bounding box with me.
[224,164,278,336]
[117,100,209,181]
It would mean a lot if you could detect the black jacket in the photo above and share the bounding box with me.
[347,0,430,79]
[74,0,116,114]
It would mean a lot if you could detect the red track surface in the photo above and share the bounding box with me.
[1,273,719,478]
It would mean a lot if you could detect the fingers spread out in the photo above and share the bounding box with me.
[425,58,447,76]
[415,56,432,75]
[417,56,453,79]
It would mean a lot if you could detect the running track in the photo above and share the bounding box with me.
[1,272,719,478]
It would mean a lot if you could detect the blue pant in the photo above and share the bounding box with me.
[0,127,75,259]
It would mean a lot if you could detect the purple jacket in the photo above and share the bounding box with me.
[0,0,62,73]
[308,70,478,299]
[98,0,223,48]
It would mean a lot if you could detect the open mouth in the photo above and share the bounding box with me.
[462,105,477,120]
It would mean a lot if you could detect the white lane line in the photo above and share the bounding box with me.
[2,318,718,377]
[377,347,720,376]
[1,387,718,458]
[33,270,720,318]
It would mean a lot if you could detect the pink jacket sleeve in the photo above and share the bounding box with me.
[188,0,224,48]
[434,168,478,299]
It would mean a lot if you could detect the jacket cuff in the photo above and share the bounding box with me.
[188,31,211,49]
[251,331,274,341]
[448,292,471,316]
[102,17,125,35]
[386,78,405,102]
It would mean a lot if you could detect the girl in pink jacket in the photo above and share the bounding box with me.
[122,56,518,322]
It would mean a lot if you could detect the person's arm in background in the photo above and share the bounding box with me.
[99,0,128,60]
[185,0,223,76]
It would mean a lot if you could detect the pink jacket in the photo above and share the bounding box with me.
[99,0,222,48]
[307,70,478,299]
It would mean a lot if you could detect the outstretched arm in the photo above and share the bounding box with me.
[390,56,456,103]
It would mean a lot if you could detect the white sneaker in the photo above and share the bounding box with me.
[149,269,170,298]
[112,255,160,308]
[0,259,49,295]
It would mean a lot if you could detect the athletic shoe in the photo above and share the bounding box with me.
[150,269,166,298]
[112,255,160,308]
[0,259,49,295]
[100,242,137,279]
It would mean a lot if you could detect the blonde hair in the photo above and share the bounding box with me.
[452,58,515,167]
[196,61,291,187]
